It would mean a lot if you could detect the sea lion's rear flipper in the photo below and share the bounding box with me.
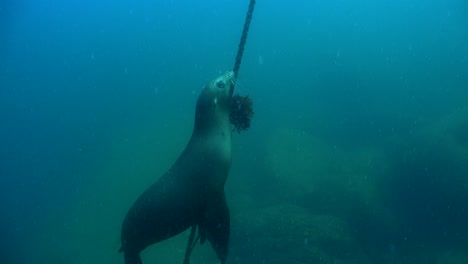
[122,251,142,264]
[203,191,230,264]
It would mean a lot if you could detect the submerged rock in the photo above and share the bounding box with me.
[230,203,369,264]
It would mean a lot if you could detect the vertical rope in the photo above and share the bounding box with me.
[182,2,257,263]
[233,0,256,80]
[183,225,198,264]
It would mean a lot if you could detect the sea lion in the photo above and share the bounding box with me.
[120,71,235,264]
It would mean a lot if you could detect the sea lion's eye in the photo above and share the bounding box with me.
[216,80,225,89]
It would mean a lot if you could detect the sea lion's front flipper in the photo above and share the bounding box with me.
[203,191,230,264]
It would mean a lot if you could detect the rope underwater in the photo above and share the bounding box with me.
[183,225,199,264]
[230,0,256,133]
[233,0,256,80]
[183,1,256,263]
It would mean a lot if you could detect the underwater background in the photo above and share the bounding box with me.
[1,0,467,263]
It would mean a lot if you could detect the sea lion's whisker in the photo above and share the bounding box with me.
[231,78,245,90]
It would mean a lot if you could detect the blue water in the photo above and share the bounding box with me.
[1,1,467,263]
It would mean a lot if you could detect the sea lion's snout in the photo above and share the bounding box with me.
[225,71,235,95]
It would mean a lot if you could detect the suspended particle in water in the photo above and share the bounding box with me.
[258,55,264,65]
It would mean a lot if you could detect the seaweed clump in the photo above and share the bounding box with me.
[230,94,254,133]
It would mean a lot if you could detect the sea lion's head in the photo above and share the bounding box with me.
[205,70,235,107]
[194,71,234,131]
